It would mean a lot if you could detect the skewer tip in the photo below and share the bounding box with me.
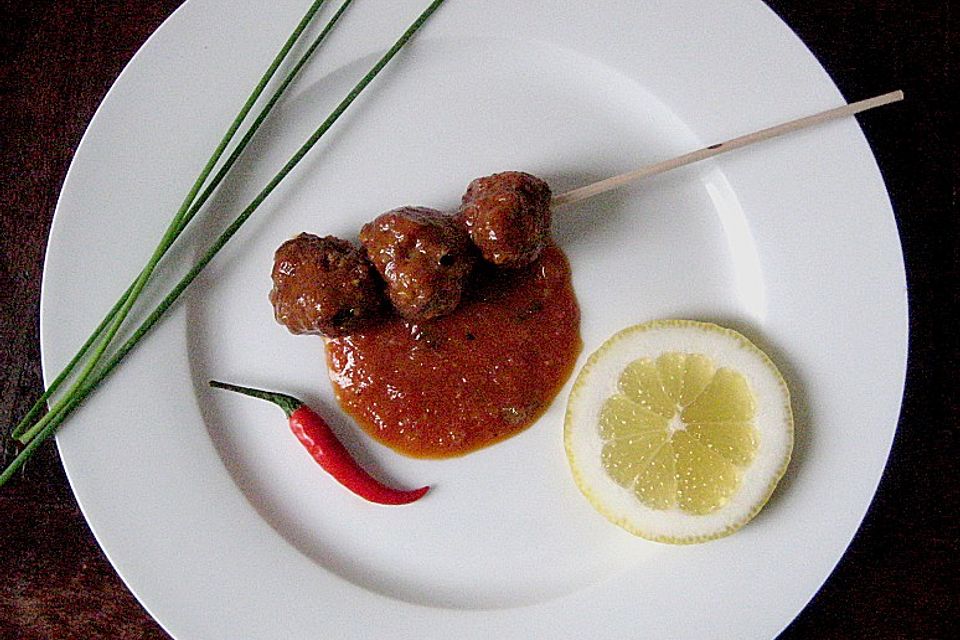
[878,89,905,104]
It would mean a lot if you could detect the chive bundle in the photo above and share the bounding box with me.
[1,0,448,487]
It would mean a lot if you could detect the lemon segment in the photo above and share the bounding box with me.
[617,359,676,418]
[599,395,668,440]
[655,352,715,407]
[673,431,741,515]
[685,421,758,467]
[601,436,664,487]
[564,320,793,544]
[681,368,755,423]
[632,441,677,510]
[653,353,687,403]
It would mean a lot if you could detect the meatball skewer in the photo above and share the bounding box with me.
[273,91,904,333]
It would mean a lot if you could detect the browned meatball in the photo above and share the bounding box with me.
[458,171,552,268]
[359,207,475,321]
[270,233,383,337]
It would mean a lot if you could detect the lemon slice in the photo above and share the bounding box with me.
[564,320,793,544]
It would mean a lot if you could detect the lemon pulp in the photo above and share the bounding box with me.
[600,353,759,515]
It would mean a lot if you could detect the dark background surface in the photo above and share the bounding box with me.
[0,1,955,638]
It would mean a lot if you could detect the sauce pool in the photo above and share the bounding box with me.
[325,243,581,458]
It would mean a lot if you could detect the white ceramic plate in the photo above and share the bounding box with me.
[43,1,907,638]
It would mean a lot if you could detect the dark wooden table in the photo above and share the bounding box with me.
[1,1,955,638]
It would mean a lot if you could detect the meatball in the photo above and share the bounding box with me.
[359,206,475,321]
[458,171,552,268]
[269,233,383,337]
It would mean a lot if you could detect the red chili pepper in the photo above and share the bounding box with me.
[209,380,429,505]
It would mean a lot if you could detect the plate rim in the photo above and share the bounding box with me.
[41,1,908,638]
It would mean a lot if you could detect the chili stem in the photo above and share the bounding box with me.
[12,0,331,442]
[2,0,448,484]
[209,381,303,418]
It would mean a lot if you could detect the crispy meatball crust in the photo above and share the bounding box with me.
[270,233,383,337]
[458,171,552,268]
[359,206,476,321]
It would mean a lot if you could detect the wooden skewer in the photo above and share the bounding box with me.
[551,90,904,209]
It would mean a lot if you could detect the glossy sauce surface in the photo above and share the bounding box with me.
[326,244,581,458]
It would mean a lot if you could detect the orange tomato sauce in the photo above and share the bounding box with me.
[325,243,581,458]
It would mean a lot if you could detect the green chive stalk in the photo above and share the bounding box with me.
[1,0,448,485]
[11,0,340,442]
